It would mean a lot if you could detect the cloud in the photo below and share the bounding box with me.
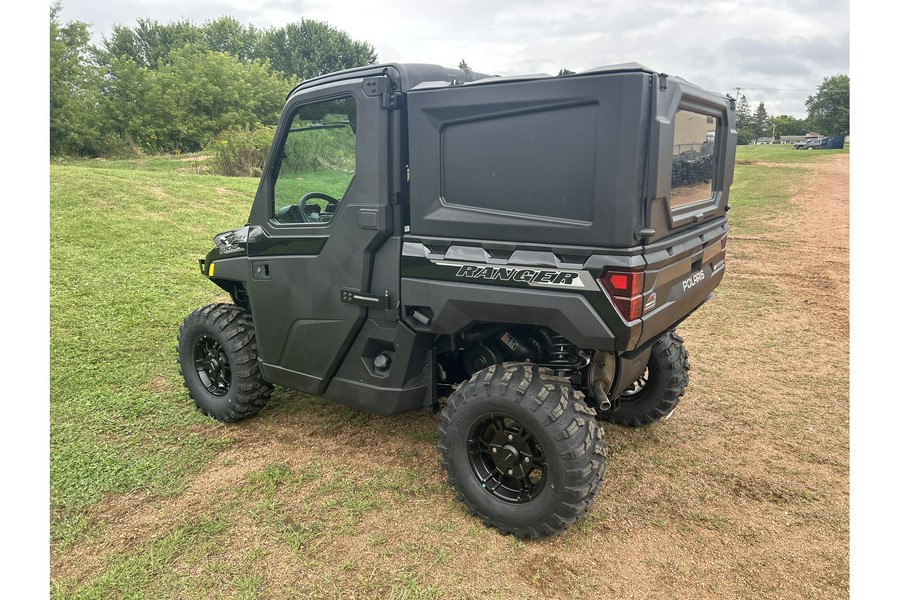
[57,0,848,116]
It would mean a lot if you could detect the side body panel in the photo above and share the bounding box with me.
[406,71,653,247]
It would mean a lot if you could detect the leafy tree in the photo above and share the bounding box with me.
[752,102,772,142]
[805,75,849,136]
[154,47,289,152]
[51,5,376,156]
[735,94,751,129]
[101,56,165,151]
[203,16,261,62]
[50,2,103,155]
[259,20,377,80]
[771,115,807,138]
[734,94,756,145]
[98,17,377,83]
[97,18,205,68]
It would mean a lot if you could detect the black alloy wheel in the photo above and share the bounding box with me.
[438,363,607,539]
[193,334,231,396]
[467,414,547,503]
[177,303,272,422]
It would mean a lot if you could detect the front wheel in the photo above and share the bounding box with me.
[177,303,272,422]
[598,329,690,427]
[438,363,607,539]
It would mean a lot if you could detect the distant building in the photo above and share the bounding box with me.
[673,111,716,154]
[756,137,775,145]
[780,135,807,145]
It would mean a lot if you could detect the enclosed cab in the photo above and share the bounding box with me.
[180,62,736,539]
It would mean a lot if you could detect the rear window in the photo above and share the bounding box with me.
[671,110,718,208]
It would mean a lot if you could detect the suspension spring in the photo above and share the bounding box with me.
[547,335,579,376]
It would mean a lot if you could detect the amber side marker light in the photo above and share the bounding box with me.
[600,270,645,321]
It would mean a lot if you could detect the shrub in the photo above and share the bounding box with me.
[212,126,276,176]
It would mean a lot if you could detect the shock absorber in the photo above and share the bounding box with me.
[547,335,579,376]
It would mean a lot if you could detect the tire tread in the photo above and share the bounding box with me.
[439,362,607,539]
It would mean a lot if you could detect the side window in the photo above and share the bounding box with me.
[272,96,357,224]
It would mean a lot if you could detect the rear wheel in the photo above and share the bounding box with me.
[438,363,607,539]
[598,330,690,427]
[177,303,272,422]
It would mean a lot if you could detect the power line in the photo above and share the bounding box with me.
[733,87,850,93]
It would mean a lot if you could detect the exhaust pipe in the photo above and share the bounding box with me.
[589,351,615,412]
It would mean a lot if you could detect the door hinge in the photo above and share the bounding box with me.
[383,92,404,110]
[362,76,403,110]
[391,191,405,205]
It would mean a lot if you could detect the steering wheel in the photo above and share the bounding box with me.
[299,192,339,223]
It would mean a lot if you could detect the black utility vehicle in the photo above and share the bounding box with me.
[178,62,736,538]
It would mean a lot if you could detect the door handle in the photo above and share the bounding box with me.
[358,209,379,230]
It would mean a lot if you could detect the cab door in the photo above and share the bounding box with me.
[245,77,394,394]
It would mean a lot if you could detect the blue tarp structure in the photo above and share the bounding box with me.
[820,136,846,149]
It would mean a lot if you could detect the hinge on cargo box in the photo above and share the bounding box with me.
[659,73,668,91]
[391,191,405,205]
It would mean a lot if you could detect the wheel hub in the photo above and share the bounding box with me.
[498,445,520,467]
[467,414,547,503]
[620,367,649,399]
[193,335,231,397]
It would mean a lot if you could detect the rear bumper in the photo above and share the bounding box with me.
[636,219,727,348]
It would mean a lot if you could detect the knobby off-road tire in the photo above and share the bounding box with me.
[177,303,272,422]
[438,363,608,539]
[599,329,690,427]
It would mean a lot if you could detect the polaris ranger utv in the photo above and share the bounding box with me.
[178,62,736,539]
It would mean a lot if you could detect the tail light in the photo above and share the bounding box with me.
[600,269,645,322]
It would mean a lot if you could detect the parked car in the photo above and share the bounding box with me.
[794,138,823,150]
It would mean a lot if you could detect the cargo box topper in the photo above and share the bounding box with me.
[178,61,736,539]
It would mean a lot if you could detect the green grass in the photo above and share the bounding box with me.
[726,144,838,234]
[734,142,848,164]
[49,162,260,544]
[50,153,213,173]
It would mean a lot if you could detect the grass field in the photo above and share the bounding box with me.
[50,145,849,599]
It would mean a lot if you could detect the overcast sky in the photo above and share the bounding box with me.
[55,0,849,118]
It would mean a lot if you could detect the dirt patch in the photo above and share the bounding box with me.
[736,160,800,168]
[173,155,211,162]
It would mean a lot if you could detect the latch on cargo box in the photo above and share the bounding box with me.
[341,288,389,309]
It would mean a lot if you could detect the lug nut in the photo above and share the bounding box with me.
[507,469,514,475]
[524,457,530,463]
[491,448,497,454]
[507,434,513,441]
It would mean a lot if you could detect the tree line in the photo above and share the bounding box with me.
[50,3,377,156]
[734,74,850,145]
